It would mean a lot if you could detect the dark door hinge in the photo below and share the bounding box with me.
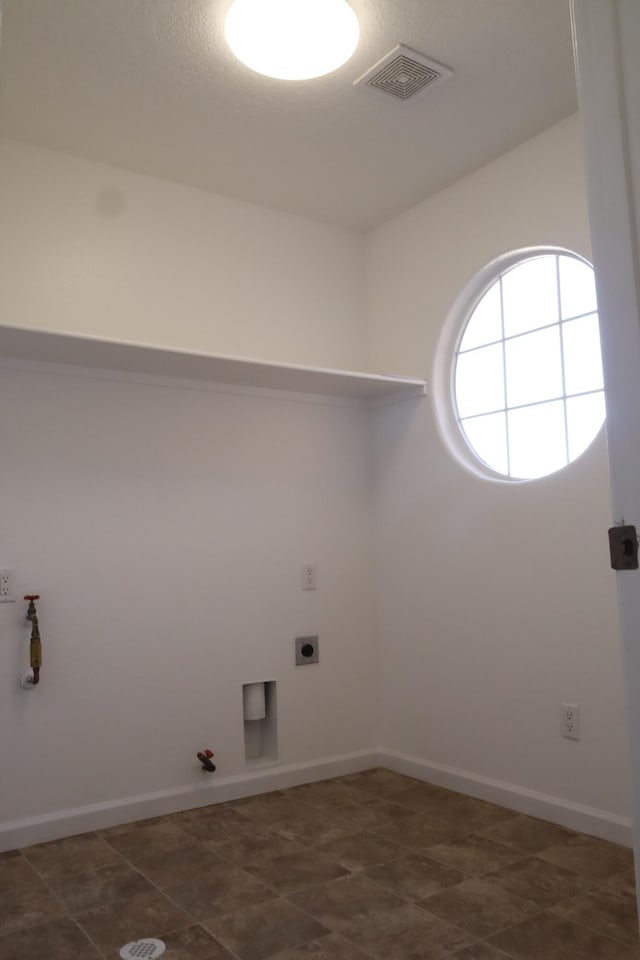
[608,524,639,570]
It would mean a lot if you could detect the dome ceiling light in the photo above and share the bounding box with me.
[224,0,360,81]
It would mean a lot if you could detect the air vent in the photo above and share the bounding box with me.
[355,45,452,101]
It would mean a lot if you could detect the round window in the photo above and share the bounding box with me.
[435,249,606,481]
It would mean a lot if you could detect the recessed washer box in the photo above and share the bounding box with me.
[295,635,319,665]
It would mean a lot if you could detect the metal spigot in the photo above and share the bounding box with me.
[23,594,41,686]
[197,749,216,772]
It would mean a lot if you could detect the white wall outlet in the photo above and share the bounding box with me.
[295,635,319,665]
[561,703,580,740]
[0,569,16,603]
[301,561,317,591]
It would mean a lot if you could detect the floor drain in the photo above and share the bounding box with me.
[119,940,166,960]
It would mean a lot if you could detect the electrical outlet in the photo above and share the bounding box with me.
[295,635,319,665]
[0,569,15,603]
[561,703,580,740]
[301,562,317,591]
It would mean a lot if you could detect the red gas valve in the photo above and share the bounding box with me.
[197,749,216,772]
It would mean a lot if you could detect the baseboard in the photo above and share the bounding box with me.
[0,749,381,852]
[3,746,632,852]
[380,748,633,848]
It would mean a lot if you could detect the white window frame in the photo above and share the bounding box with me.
[433,246,605,483]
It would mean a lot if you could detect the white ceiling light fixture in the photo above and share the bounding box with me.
[224,0,360,81]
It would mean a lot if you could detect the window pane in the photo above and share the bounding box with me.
[505,325,563,408]
[502,257,558,337]
[562,313,604,395]
[455,342,504,418]
[452,252,605,481]
[559,255,597,320]
[566,392,606,461]
[460,411,508,475]
[459,282,502,351]
[508,400,567,479]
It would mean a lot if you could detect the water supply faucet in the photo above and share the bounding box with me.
[197,749,216,772]
[23,594,42,687]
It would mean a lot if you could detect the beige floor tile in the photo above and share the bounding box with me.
[389,782,454,812]
[100,818,197,862]
[175,802,254,824]
[0,851,51,893]
[286,780,369,808]
[234,793,320,826]
[537,835,635,880]
[269,816,356,848]
[365,852,463,901]
[0,849,21,861]
[0,855,66,935]
[367,811,463,849]
[76,888,191,952]
[391,786,513,834]
[610,869,637,893]
[357,798,420,831]
[288,873,404,934]
[178,806,269,844]
[164,860,274,920]
[206,896,329,960]
[551,873,639,945]
[0,917,102,960]
[133,845,227,889]
[246,848,348,893]
[214,831,302,869]
[313,830,404,871]
[0,888,66,938]
[105,924,235,959]
[339,768,419,800]
[478,815,575,854]
[21,831,121,877]
[451,944,513,959]
[425,834,524,878]
[269,932,371,959]
[48,860,154,913]
[269,803,382,848]
[422,876,540,939]
[488,856,594,908]
[7,772,635,960]
[342,903,475,959]
[421,795,517,834]
[487,911,627,959]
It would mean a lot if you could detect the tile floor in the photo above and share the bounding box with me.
[0,768,637,959]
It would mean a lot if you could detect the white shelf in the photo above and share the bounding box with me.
[0,325,426,401]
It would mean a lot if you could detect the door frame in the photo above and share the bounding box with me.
[572,0,640,890]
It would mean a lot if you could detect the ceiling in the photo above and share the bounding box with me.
[0,0,577,230]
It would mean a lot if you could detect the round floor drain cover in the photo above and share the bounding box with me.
[119,940,166,959]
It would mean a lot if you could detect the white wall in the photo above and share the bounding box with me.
[0,139,377,848]
[0,139,367,370]
[0,364,377,838]
[0,114,631,847]
[368,115,631,821]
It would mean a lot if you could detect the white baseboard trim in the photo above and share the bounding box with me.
[0,749,381,852]
[380,748,633,848]
[2,746,632,852]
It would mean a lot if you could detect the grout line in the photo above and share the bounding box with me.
[465,942,515,960]
[136,833,285,958]
[7,775,635,960]
[547,897,639,951]
[24,832,218,957]
[267,932,376,960]
[17,845,109,959]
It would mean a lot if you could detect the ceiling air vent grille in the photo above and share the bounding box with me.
[355,45,452,102]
